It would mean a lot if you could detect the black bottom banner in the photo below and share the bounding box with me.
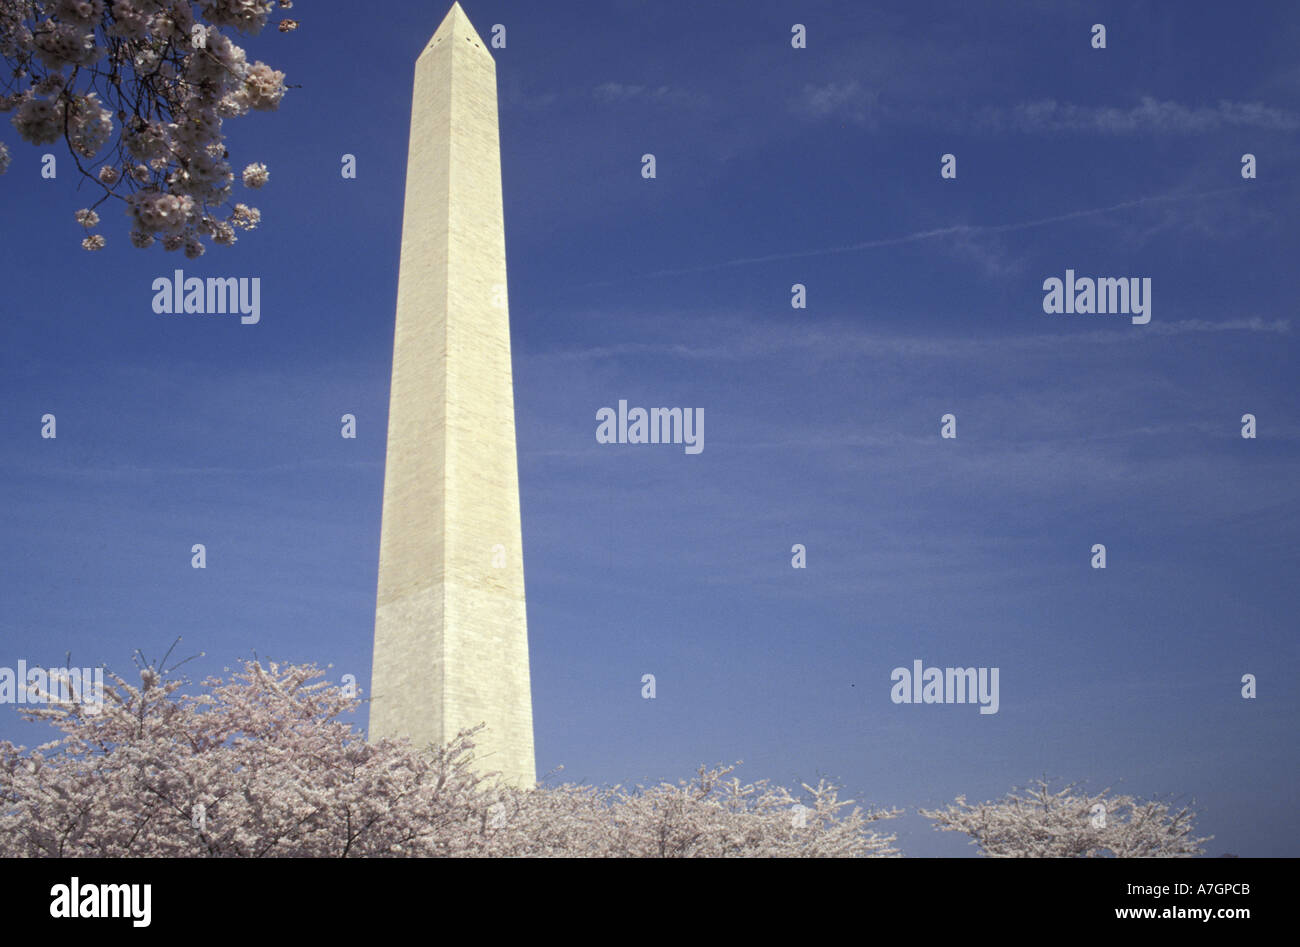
[0,856,1285,935]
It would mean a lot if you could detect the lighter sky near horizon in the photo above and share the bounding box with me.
[2,0,1298,856]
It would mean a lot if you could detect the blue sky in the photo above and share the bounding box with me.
[2,0,1298,856]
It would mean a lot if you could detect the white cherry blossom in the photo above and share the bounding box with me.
[0,0,296,249]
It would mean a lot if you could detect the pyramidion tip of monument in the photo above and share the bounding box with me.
[424,1,489,55]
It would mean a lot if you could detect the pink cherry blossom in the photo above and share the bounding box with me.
[0,0,295,250]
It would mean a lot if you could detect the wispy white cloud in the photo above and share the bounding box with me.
[592,81,707,108]
[531,315,1291,364]
[503,79,709,112]
[978,96,1300,133]
[797,80,880,126]
[946,231,1026,280]
[1,458,380,483]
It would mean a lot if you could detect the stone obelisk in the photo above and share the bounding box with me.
[370,2,535,788]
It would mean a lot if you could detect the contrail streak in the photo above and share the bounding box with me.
[581,185,1253,286]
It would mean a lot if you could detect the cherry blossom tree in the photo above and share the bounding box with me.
[0,654,901,857]
[0,0,298,253]
[500,766,901,858]
[920,778,1211,857]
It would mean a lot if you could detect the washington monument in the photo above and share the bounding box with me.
[370,3,535,788]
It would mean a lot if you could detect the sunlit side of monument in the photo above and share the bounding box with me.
[369,3,536,788]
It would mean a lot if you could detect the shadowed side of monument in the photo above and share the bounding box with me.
[370,2,535,788]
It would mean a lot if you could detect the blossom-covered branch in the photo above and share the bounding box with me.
[0,0,296,253]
